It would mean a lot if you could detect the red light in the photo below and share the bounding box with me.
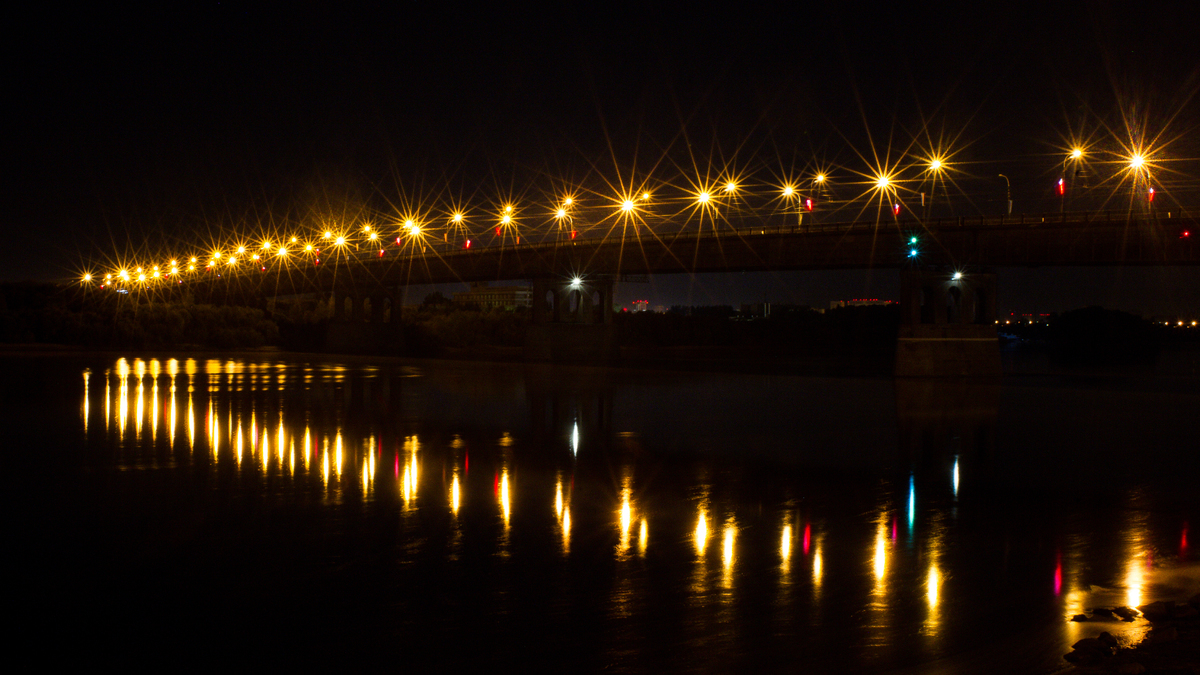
[465,239,471,248]
[495,227,501,236]
[1057,178,1065,196]
[571,230,577,239]
[805,198,814,212]
[1148,187,1155,202]
[893,204,901,216]
[1182,231,1191,238]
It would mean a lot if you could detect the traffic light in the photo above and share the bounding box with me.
[1148,187,1156,203]
[805,198,814,212]
[893,203,901,216]
[1057,178,1065,196]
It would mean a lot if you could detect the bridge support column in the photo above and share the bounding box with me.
[895,270,1001,378]
[525,276,617,363]
[333,290,347,322]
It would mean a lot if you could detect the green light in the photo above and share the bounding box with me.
[909,236,919,245]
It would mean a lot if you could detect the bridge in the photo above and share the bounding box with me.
[167,210,1196,297]
[96,209,1197,373]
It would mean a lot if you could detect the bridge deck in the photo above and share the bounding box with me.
[182,211,1197,296]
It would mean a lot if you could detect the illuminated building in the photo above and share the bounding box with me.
[452,281,532,310]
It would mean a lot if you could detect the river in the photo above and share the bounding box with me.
[9,353,1198,671]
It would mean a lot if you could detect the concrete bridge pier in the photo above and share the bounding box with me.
[894,269,1001,377]
[326,286,404,354]
[525,276,618,362]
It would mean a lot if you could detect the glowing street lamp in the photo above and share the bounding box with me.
[621,199,635,213]
[697,191,711,204]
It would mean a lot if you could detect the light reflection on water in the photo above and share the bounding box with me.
[69,356,1198,672]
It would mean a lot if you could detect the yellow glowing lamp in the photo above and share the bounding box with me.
[815,174,826,183]
[105,274,112,280]
[305,244,313,252]
[876,176,890,189]
[642,192,651,200]
[369,232,378,240]
[501,215,512,225]
[212,252,221,260]
[556,208,567,219]
[1071,148,1083,159]
[335,237,345,246]
[697,191,711,203]
[1130,154,1145,169]
[136,267,143,273]
[505,205,513,214]
[452,213,464,223]
[188,265,195,271]
[929,159,943,171]
[291,236,297,243]
[324,231,332,239]
[190,257,197,263]
[277,247,287,256]
[170,267,178,274]
[724,182,737,193]
[138,274,146,282]
[237,246,246,254]
[782,185,795,197]
[621,199,635,212]
[563,197,573,206]
[83,273,92,282]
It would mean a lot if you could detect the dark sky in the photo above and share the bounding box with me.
[9,1,1200,315]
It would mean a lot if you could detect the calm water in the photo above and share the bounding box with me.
[11,354,1199,671]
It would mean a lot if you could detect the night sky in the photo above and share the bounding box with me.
[9,2,1200,315]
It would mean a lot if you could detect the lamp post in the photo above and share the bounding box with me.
[998,174,1012,215]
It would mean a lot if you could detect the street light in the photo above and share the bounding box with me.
[998,174,1012,214]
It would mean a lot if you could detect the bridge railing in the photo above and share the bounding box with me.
[338,209,1192,266]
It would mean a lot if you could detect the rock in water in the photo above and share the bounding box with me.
[1113,606,1138,621]
[1136,601,1172,622]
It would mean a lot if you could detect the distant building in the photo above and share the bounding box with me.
[452,282,531,310]
[829,298,897,310]
[740,302,771,318]
[631,300,649,313]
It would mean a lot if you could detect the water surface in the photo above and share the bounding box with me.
[12,354,1198,671]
